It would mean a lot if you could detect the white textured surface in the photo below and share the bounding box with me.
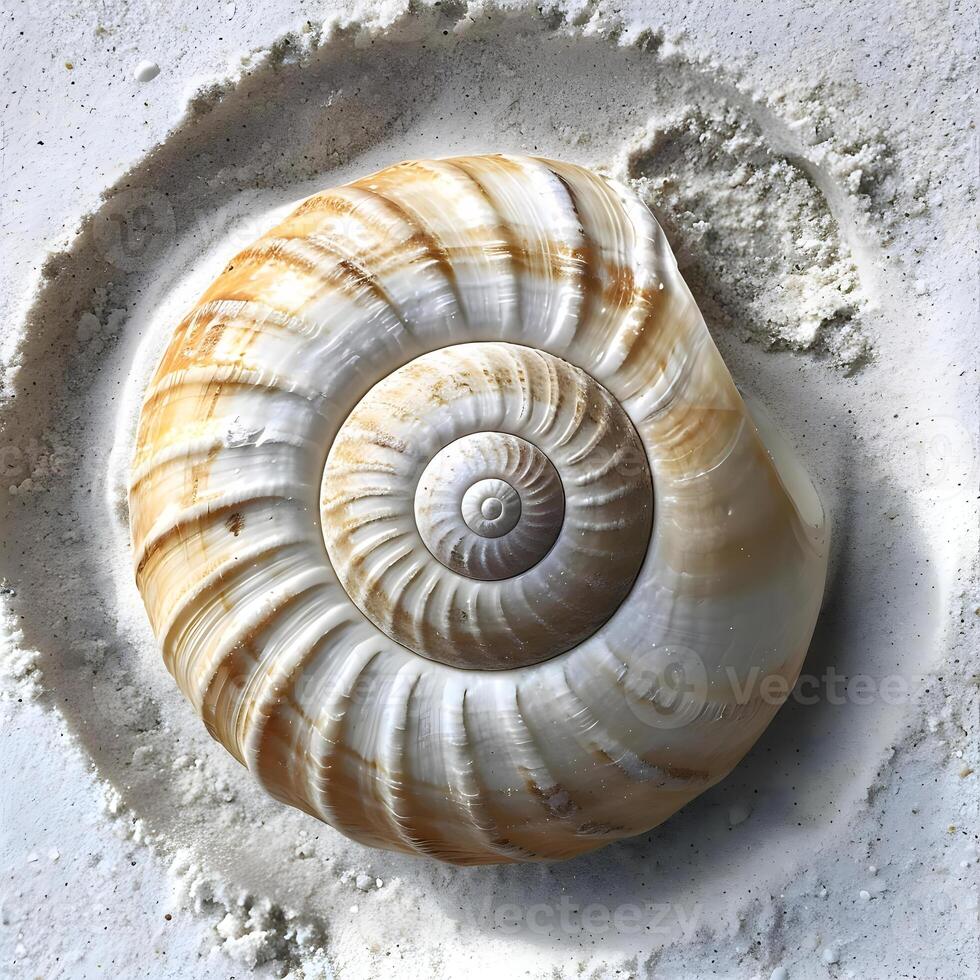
[0,0,976,977]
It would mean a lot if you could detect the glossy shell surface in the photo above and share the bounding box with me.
[130,155,829,864]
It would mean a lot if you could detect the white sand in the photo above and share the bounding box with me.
[1,1,977,977]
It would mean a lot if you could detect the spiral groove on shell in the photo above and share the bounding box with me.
[322,342,652,668]
[130,154,829,864]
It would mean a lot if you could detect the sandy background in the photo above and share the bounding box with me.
[1,1,977,978]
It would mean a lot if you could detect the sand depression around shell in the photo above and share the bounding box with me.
[0,5,970,977]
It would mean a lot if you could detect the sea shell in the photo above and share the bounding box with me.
[129,154,829,864]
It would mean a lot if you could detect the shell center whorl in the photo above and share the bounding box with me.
[320,342,654,670]
[415,433,565,581]
[462,480,519,535]
[479,496,503,521]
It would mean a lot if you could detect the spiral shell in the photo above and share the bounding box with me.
[130,154,829,864]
